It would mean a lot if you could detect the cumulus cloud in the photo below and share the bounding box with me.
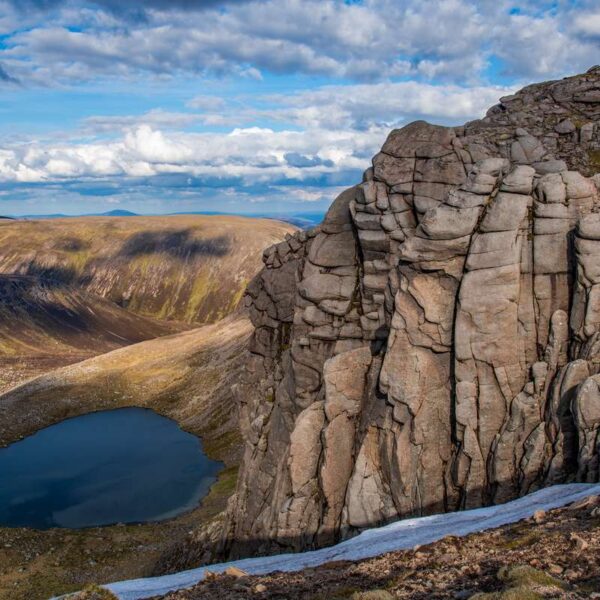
[0,79,511,188]
[573,11,600,39]
[5,0,252,14]
[262,81,514,130]
[0,63,18,84]
[0,123,380,184]
[0,0,597,214]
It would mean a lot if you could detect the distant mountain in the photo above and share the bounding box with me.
[169,210,325,229]
[18,209,138,219]
[0,214,296,324]
[101,209,138,217]
[18,213,68,219]
[276,213,324,228]
[13,208,324,226]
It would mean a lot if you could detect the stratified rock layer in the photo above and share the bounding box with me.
[223,67,600,556]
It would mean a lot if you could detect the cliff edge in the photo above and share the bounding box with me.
[223,67,600,556]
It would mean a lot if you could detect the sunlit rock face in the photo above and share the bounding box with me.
[223,67,600,557]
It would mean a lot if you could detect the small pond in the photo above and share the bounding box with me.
[0,407,222,529]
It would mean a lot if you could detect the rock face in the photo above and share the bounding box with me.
[223,67,600,556]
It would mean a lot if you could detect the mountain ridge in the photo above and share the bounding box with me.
[0,215,296,325]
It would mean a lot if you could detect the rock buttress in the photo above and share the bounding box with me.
[222,67,600,557]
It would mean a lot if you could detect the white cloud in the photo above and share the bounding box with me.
[83,109,202,133]
[573,12,600,38]
[0,78,512,187]
[185,95,225,110]
[1,0,597,85]
[263,81,514,130]
[0,123,383,184]
[0,0,597,215]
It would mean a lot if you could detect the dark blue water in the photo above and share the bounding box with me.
[0,408,222,529]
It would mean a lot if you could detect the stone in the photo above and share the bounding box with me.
[358,230,390,253]
[354,212,382,231]
[533,510,545,523]
[418,205,481,240]
[373,152,415,186]
[555,119,575,134]
[298,273,356,303]
[479,193,529,232]
[224,68,600,559]
[562,171,596,199]
[289,403,325,494]
[570,533,589,552]
[308,231,357,267]
[500,165,535,194]
[224,566,248,578]
[533,159,568,174]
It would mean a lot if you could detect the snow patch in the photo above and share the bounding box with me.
[94,483,600,599]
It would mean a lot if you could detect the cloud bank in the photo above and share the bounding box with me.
[0,0,597,215]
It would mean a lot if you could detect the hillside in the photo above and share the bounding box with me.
[0,312,251,451]
[85,483,600,599]
[0,315,253,599]
[0,215,296,325]
[0,275,183,393]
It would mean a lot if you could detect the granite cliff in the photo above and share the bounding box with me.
[222,67,600,556]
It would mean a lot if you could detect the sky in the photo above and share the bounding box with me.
[0,0,598,217]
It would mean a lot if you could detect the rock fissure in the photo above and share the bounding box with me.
[223,68,600,558]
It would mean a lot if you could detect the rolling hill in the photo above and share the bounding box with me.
[0,215,296,325]
[0,275,186,394]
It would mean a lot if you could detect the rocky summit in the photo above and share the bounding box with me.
[221,67,600,556]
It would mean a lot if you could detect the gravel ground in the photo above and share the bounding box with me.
[152,495,600,600]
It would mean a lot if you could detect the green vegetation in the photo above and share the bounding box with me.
[471,587,543,600]
[0,214,295,324]
[500,530,541,550]
[351,591,394,600]
[470,565,565,600]
[204,429,242,458]
[589,149,600,171]
[208,465,239,498]
[498,565,565,589]
[310,588,394,600]
[311,585,359,599]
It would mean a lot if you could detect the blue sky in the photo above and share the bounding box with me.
[0,0,598,217]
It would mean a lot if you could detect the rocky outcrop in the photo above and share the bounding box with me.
[223,67,600,556]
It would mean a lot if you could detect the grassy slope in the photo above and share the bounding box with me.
[0,314,253,599]
[0,215,295,325]
[0,313,252,452]
[0,275,186,393]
